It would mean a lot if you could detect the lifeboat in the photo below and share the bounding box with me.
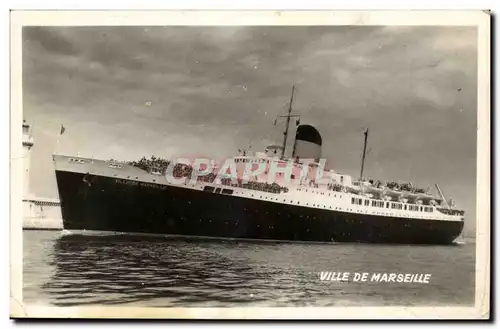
[404,191,442,204]
[383,188,404,200]
[346,185,362,194]
[349,180,443,204]
[353,181,386,198]
[361,185,385,198]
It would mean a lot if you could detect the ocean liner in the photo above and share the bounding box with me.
[53,87,465,244]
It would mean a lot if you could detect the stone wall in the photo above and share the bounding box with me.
[23,199,63,230]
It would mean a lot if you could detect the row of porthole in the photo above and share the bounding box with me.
[228,191,352,212]
[247,196,432,220]
[231,189,345,201]
[301,191,344,199]
[68,158,85,163]
[370,211,435,220]
[195,218,420,228]
[236,191,347,208]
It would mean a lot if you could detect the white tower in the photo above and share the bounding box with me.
[22,120,34,198]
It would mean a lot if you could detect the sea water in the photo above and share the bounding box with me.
[22,229,475,307]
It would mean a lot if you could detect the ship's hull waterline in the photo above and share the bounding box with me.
[55,170,464,245]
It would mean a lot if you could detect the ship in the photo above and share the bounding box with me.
[53,86,465,244]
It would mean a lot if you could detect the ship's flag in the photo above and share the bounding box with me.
[60,124,65,135]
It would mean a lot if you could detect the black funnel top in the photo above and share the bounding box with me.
[295,125,322,146]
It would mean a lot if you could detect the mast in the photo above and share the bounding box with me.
[280,85,295,159]
[274,85,299,160]
[360,128,369,180]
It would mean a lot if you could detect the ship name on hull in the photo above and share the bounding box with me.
[114,178,168,190]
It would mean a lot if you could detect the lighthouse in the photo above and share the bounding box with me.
[22,120,34,198]
[21,120,63,230]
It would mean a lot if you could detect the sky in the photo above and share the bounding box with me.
[22,26,478,235]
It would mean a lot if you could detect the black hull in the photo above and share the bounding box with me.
[55,171,464,245]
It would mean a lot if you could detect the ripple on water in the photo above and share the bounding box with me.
[23,230,476,307]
